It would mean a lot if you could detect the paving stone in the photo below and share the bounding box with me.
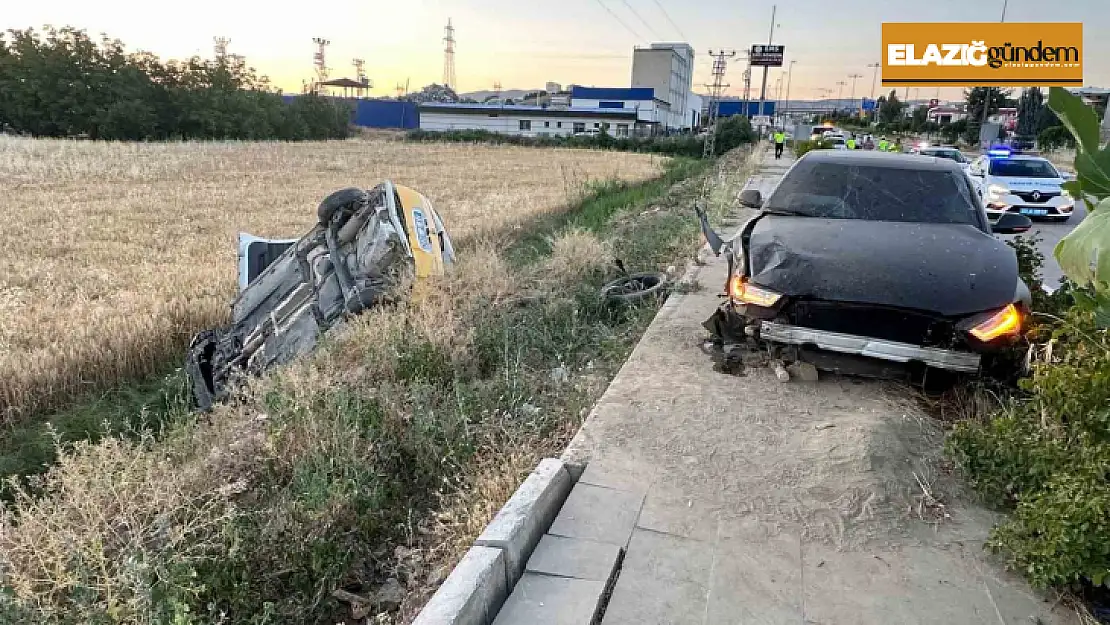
[578,456,656,498]
[705,520,802,625]
[491,573,607,625]
[621,527,714,588]
[601,567,707,625]
[525,534,622,582]
[412,546,508,625]
[548,483,644,548]
[635,492,720,543]
[476,458,573,585]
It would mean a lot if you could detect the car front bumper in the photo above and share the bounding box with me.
[759,321,982,372]
[985,193,1073,218]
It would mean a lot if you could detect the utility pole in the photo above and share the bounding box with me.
[867,62,880,99]
[977,0,1008,150]
[758,4,777,118]
[213,37,230,61]
[835,80,846,113]
[847,72,862,116]
[783,60,797,128]
[312,37,330,94]
[703,49,736,160]
[443,18,457,91]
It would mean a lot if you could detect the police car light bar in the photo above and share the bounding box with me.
[988,146,1013,158]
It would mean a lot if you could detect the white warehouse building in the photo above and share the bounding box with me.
[632,43,695,130]
[418,103,640,137]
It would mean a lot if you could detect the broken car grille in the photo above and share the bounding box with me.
[782,301,956,347]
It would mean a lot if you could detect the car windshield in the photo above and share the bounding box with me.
[989,158,1059,178]
[923,149,964,163]
[763,160,979,225]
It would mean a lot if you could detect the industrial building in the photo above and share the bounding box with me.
[417,103,640,137]
[632,43,695,130]
[568,86,668,129]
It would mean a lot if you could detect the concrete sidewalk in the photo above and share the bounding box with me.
[506,149,1076,625]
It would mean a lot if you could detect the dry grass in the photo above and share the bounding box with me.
[0,136,662,423]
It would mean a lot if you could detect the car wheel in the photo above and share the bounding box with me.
[601,272,669,303]
[317,187,368,224]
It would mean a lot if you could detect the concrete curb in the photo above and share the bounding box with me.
[411,458,575,625]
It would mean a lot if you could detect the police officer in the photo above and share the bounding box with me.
[846,136,857,150]
[773,129,786,159]
[878,136,889,152]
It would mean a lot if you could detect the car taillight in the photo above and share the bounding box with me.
[729,276,783,307]
[969,304,1021,341]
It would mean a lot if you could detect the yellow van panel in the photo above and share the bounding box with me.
[394,184,445,279]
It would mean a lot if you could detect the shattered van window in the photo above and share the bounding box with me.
[764,162,979,225]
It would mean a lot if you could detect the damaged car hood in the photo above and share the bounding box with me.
[745,216,1018,317]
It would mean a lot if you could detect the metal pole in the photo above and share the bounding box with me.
[977,0,1007,149]
[758,4,776,118]
[784,60,796,128]
[868,63,880,99]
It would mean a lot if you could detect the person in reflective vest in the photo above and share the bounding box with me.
[846,137,857,150]
[878,137,889,152]
[773,131,786,159]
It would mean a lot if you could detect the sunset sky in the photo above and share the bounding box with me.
[5,0,1108,102]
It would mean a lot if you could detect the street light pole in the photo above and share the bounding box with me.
[867,63,880,99]
[758,4,777,118]
[835,80,846,113]
[847,72,862,117]
[977,0,1008,149]
[783,60,797,127]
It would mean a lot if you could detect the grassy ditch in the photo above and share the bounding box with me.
[0,148,756,625]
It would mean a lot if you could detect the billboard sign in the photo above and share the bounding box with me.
[750,44,785,67]
[881,22,1083,87]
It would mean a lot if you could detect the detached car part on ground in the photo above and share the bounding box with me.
[185,181,455,410]
[699,150,1034,377]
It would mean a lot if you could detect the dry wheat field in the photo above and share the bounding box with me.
[0,136,663,422]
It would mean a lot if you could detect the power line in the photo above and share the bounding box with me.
[593,0,644,41]
[618,0,664,40]
[648,0,687,40]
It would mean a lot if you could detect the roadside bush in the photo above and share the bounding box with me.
[406,128,707,157]
[793,138,832,158]
[946,308,1110,587]
[1037,126,1075,153]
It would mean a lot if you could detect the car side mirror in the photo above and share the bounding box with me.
[739,189,763,209]
[991,212,1033,235]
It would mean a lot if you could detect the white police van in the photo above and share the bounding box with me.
[966,147,1075,223]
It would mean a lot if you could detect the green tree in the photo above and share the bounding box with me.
[0,26,351,141]
[877,90,905,124]
[963,86,1012,144]
[910,105,928,131]
[1016,87,1043,137]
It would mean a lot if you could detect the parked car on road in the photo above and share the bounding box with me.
[966,148,1075,223]
[918,146,972,174]
[698,150,1033,375]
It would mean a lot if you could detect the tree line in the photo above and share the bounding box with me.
[0,26,352,141]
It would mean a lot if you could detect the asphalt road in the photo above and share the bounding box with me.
[998,202,1087,291]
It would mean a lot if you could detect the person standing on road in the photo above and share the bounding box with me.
[846,136,857,150]
[878,136,889,152]
[773,129,786,159]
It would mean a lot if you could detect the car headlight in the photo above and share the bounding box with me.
[969,304,1021,342]
[987,184,1010,199]
[729,275,783,307]
[1061,189,1072,199]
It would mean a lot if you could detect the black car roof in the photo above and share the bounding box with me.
[801,149,964,173]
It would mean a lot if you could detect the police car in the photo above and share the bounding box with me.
[966,147,1075,223]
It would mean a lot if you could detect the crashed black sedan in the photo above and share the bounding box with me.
[700,150,1034,374]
